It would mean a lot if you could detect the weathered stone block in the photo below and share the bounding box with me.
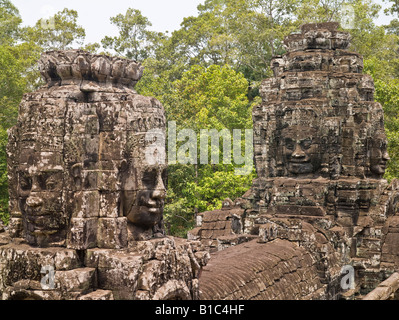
[97,218,127,249]
[78,289,114,300]
[7,217,22,238]
[71,191,100,218]
[67,218,97,250]
[95,252,143,300]
[99,191,120,218]
[97,170,120,191]
[55,268,96,293]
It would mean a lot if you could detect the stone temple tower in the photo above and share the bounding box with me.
[250,21,395,255]
[248,21,399,294]
[195,23,399,299]
[0,50,209,300]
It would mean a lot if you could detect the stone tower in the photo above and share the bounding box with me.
[195,23,399,299]
[7,50,167,248]
[0,50,209,300]
[248,21,399,295]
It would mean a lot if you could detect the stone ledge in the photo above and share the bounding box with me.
[39,50,144,89]
[363,273,399,300]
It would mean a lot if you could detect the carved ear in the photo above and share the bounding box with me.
[71,163,83,190]
[71,163,83,178]
[120,160,128,173]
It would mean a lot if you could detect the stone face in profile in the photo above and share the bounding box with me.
[1,50,209,301]
[7,50,167,247]
[368,131,390,178]
[121,162,168,240]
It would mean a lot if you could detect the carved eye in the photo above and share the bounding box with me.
[301,139,312,149]
[286,144,294,150]
[46,179,56,191]
[142,170,157,189]
[285,139,295,150]
[38,172,61,191]
[19,173,32,191]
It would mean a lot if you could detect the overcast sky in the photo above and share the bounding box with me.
[11,0,394,46]
[12,0,203,44]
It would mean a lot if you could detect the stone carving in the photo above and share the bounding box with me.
[248,21,394,227]
[194,22,399,300]
[368,130,390,179]
[279,113,322,176]
[1,50,209,300]
[7,50,167,247]
[3,23,399,301]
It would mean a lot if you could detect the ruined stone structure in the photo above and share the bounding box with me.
[0,50,209,300]
[2,23,399,301]
[188,197,257,252]
[194,22,399,300]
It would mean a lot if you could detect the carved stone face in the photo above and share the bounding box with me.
[121,164,167,229]
[369,133,390,177]
[17,158,66,246]
[281,126,320,175]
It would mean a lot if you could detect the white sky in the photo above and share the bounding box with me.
[11,0,204,45]
[11,0,395,47]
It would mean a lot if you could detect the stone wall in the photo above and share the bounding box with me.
[362,273,399,300]
[200,239,329,300]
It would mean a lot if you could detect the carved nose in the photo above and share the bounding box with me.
[152,188,166,200]
[383,151,390,161]
[26,196,43,208]
[152,176,166,199]
[292,145,306,158]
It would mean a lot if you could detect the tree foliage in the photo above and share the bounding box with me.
[101,8,162,61]
[23,8,85,51]
[373,79,399,181]
[158,65,256,236]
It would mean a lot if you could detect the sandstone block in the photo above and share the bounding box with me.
[67,218,97,250]
[97,218,128,249]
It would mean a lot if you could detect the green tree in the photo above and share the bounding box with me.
[0,1,26,223]
[0,45,28,127]
[167,64,252,129]
[373,79,399,181]
[161,65,256,237]
[23,8,86,51]
[0,0,22,45]
[169,0,298,82]
[101,8,162,61]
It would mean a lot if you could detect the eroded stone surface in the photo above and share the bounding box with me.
[200,239,328,300]
[1,50,208,300]
[187,198,256,252]
[195,22,399,300]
